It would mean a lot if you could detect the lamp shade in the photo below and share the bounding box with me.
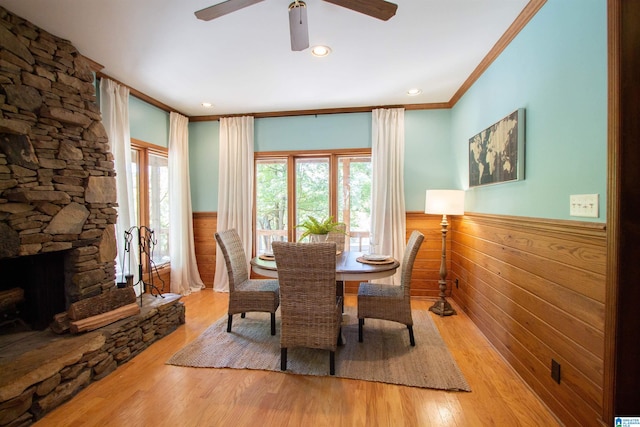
[425,190,465,215]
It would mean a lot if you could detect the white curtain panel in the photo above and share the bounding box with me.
[169,112,205,295]
[213,116,255,292]
[371,108,407,285]
[99,78,140,293]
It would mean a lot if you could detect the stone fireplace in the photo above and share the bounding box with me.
[0,7,185,426]
[0,7,118,318]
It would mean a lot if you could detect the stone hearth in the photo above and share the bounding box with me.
[0,294,185,426]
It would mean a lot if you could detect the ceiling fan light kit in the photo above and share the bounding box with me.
[195,0,398,52]
[288,1,309,52]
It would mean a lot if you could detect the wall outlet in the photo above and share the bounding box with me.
[569,194,599,218]
[551,359,561,384]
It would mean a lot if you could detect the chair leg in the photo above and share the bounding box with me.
[337,327,344,346]
[241,313,246,318]
[227,314,233,332]
[358,318,364,342]
[330,351,335,375]
[281,348,287,371]
[408,325,415,346]
[270,313,276,335]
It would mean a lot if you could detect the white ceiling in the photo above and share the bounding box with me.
[0,0,530,117]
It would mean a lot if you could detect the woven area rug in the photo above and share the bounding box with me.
[167,306,470,391]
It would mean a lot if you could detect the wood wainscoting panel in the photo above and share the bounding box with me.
[405,212,455,298]
[193,212,217,288]
[343,213,445,296]
[153,263,171,295]
[193,212,442,296]
[451,213,607,426]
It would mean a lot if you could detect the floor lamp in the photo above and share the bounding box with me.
[425,189,465,316]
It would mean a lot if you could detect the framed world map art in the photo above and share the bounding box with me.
[469,108,525,187]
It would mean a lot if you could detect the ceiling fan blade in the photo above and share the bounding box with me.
[288,1,309,52]
[195,0,264,21]
[323,0,397,21]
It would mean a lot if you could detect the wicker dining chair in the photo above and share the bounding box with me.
[357,230,425,346]
[272,241,343,375]
[326,223,347,252]
[214,229,280,335]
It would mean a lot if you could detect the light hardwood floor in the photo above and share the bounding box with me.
[33,291,561,426]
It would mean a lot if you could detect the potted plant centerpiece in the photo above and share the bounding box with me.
[296,216,344,242]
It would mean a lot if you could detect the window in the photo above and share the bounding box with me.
[130,139,170,266]
[337,155,372,252]
[255,149,372,254]
[295,157,330,240]
[255,158,288,253]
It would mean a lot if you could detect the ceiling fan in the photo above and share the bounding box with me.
[195,0,398,52]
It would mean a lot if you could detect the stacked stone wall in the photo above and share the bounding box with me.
[0,6,117,301]
[0,7,188,426]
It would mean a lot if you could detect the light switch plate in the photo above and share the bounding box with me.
[570,194,599,218]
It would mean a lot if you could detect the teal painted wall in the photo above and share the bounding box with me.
[189,120,220,212]
[255,113,371,151]
[405,109,454,210]
[451,0,607,221]
[96,79,169,147]
[186,0,607,221]
[129,96,170,147]
[187,110,454,212]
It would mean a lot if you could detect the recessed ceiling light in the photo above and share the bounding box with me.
[407,88,422,96]
[201,102,214,108]
[311,45,331,57]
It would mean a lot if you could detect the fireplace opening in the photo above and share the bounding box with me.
[0,251,67,332]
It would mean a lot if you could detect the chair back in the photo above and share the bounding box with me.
[272,241,339,348]
[274,241,341,370]
[400,230,425,297]
[272,241,337,308]
[214,229,249,292]
[326,223,347,252]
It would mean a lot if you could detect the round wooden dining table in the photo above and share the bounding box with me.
[250,251,400,312]
[250,250,400,281]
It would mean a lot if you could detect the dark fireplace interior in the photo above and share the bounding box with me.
[0,252,67,332]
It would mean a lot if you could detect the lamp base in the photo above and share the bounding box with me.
[429,299,457,316]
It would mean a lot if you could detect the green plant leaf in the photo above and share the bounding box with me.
[295,215,344,241]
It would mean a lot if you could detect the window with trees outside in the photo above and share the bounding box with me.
[255,149,373,255]
[130,139,170,267]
